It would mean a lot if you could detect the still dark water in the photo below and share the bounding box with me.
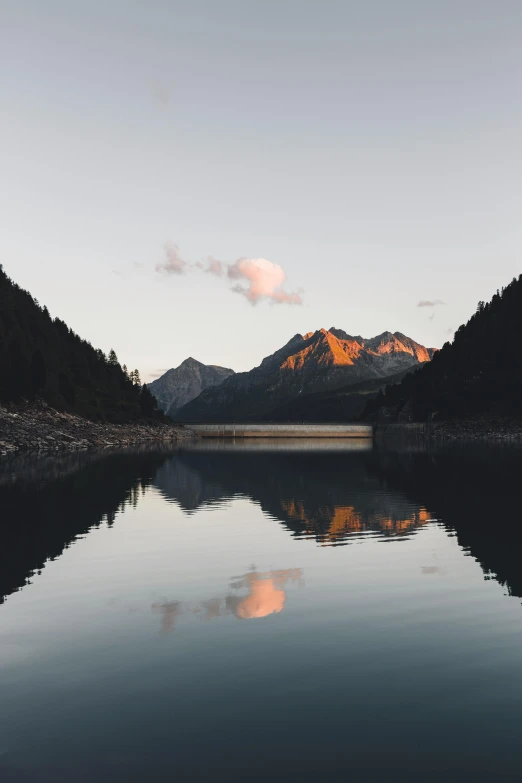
[2,439,522,781]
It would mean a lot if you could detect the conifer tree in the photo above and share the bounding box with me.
[364,274,522,421]
[139,384,158,417]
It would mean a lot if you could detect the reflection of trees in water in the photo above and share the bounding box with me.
[0,450,172,604]
[155,446,522,596]
[152,568,304,631]
[369,445,522,599]
[3,444,522,610]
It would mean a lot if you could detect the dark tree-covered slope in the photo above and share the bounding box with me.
[266,367,418,423]
[0,265,159,421]
[365,275,522,421]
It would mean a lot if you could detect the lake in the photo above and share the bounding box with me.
[1,439,522,781]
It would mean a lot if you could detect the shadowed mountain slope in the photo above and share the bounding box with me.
[266,367,419,422]
[149,358,234,417]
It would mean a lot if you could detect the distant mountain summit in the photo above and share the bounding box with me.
[149,358,235,417]
[176,328,435,422]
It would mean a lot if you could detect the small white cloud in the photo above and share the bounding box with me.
[417,299,446,308]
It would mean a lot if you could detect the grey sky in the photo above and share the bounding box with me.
[2,0,521,379]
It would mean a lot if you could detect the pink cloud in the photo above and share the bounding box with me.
[227,258,302,305]
[155,242,187,274]
[155,243,302,305]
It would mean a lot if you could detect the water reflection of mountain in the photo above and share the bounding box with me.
[154,458,231,511]
[155,448,433,545]
[155,444,522,596]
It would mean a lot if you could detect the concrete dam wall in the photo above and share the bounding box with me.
[188,423,373,439]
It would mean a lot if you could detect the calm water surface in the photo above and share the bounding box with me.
[1,439,522,781]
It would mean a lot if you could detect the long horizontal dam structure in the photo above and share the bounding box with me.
[188,423,373,438]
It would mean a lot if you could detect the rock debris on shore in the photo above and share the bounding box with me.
[432,418,522,441]
[0,401,196,455]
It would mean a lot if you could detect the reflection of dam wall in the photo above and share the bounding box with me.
[185,437,372,452]
[188,423,373,438]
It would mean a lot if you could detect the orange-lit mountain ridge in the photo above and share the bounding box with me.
[175,328,436,423]
[280,328,433,372]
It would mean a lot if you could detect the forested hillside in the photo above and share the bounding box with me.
[266,367,417,423]
[0,265,159,421]
[365,275,522,421]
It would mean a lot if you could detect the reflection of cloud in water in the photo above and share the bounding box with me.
[153,600,184,633]
[152,568,303,631]
[229,570,303,619]
[421,565,445,575]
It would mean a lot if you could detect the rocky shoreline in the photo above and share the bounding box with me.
[371,417,522,442]
[0,401,196,456]
[431,417,522,441]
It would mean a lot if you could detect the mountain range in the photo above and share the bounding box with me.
[166,328,435,422]
[149,358,234,417]
[3,258,519,428]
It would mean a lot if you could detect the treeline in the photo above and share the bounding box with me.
[365,274,522,421]
[0,265,161,422]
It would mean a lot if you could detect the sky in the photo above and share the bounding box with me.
[1,0,522,380]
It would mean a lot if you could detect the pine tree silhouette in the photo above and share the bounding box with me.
[0,265,163,422]
[364,275,522,421]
